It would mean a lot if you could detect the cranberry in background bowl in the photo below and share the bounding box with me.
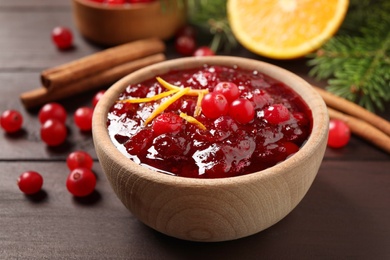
[72,0,186,46]
[92,56,329,242]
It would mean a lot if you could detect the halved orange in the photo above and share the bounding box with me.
[227,0,349,59]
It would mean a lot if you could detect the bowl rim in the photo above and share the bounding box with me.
[92,56,329,188]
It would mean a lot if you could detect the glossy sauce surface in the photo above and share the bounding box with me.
[107,65,312,178]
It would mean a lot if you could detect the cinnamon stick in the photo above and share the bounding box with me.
[21,53,166,109]
[327,107,390,154]
[41,38,165,90]
[314,86,390,136]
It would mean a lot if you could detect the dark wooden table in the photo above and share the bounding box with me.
[1,1,389,259]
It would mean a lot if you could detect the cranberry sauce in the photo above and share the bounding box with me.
[107,65,312,178]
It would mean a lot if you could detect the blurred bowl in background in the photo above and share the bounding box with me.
[72,0,187,46]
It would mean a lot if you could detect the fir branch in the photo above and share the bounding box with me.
[186,0,237,53]
[308,0,390,111]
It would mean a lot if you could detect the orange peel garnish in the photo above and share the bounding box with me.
[144,87,190,126]
[117,77,209,127]
[180,113,207,130]
[156,77,209,96]
[117,89,179,103]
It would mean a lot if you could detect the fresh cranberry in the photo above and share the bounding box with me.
[193,46,215,57]
[0,110,23,133]
[66,168,96,197]
[74,107,93,131]
[51,26,73,49]
[40,119,67,146]
[176,25,196,39]
[17,171,43,195]
[213,82,239,103]
[38,102,67,124]
[67,151,94,171]
[201,92,229,119]
[152,112,183,136]
[92,90,106,108]
[327,119,351,148]
[263,104,290,124]
[175,35,196,56]
[229,98,255,124]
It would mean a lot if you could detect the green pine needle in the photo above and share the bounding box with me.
[308,0,390,112]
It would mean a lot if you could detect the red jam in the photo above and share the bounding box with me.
[107,65,312,178]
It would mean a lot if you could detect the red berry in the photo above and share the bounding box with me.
[201,92,229,119]
[327,119,351,148]
[38,102,67,124]
[152,112,183,136]
[67,151,94,171]
[229,98,255,124]
[74,107,93,131]
[193,46,215,57]
[92,90,106,108]
[263,104,290,124]
[175,35,196,55]
[0,110,23,133]
[17,171,43,195]
[176,25,196,38]
[213,82,239,103]
[66,168,96,197]
[40,119,67,146]
[51,26,73,49]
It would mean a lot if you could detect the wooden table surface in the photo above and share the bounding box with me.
[1,1,389,259]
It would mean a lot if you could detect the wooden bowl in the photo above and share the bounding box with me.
[92,56,329,242]
[72,0,186,46]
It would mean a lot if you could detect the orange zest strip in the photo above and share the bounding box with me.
[194,91,204,117]
[117,89,179,104]
[144,87,191,126]
[156,76,209,96]
[180,113,207,130]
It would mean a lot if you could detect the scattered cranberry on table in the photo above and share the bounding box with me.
[38,102,67,124]
[67,151,94,171]
[51,26,73,50]
[193,46,215,57]
[174,35,197,56]
[17,171,43,195]
[66,168,96,197]
[92,90,106,108]
[40,119,67,146]
[0,109,23,133]
[327,119,351,148]
[74,107,93,131]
